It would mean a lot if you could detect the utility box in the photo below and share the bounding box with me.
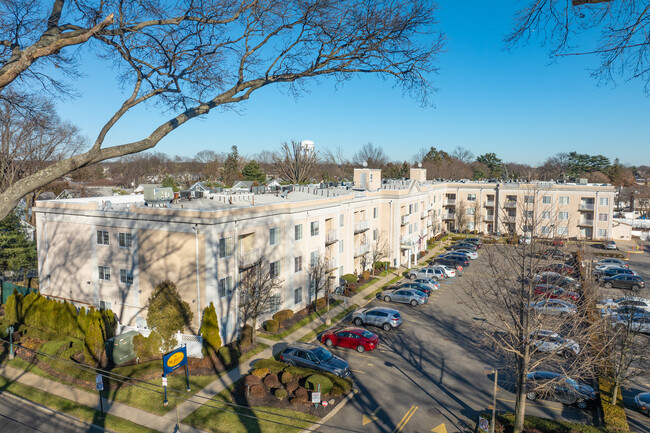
[106,331,139,365]
[144,186,174,202]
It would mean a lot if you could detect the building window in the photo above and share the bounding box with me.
[524,196,534,204]
[541,210,550,219]
[525,210,534,218]
[120,269,133,284]
[219,276,233,298]
[541,226,551,235]
[218,237,233,258]
[294,224,303,241]
[558,211,569,220]
[522,225,532,233]
[339,214,344,227]
[467,194,476,201]
[294,287,303,305]
[310,251,319,266]
[599,213,608,222]
[97,230,109,245]
[559,196,569,205]
[414,203,418,212]
[467,207,475,216]
[311,221,319,237]
[373,229,379,241]
[268,294,281,313]
[542,196,551,204]
[118,233,132,248]
[373,207,378,218]
[270,260,281,278]
[270,227,280,245]
[339,239,344,254]
[599,197,609,206]
[294,256,302,273]
[409,204,413,214]
[98,266,110,281]
[598,228,608,238]
[557,226,568,235]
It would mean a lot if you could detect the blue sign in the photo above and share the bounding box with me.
[163,346,188,375]
[96,374,104,391]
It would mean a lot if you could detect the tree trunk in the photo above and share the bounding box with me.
[611,382,619,406]
[513,359,527,433]
[251,318,257,344]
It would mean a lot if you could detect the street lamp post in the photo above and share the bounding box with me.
[483,366,498,433]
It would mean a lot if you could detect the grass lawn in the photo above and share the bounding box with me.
[3,342,268,415]
[259,301,342,341]
[364,275,402,300]
[0,375,158,433]
[183,387,318,433]
[298,304,360,343]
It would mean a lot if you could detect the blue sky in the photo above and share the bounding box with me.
[56,1,650,166]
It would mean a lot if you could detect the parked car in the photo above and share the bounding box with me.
[408,267,445,280]
[550,238,565,246]
[599,274,645,291]
[602,240,618,250]
[398,282,434,296]
[530,299,577,316]
[534,284,580,302]
[537,263,577,277]
[454,249,478,259]
[464,237,483,248]
[351,307,403,331]
[529,329,580,358]
[279,343,350,377]
[526,371,596,409]
[450,242,478,252]
[519,234,532,245]
[594,263,632,272]
[321,327,379,353]
[597,258,629,269]
[594,267,638,280]
[598,296,650,313]
[540,248,570,260]
[437,254,470,268]
[533,272,581,289]
[610,312,650,334]
[431,263,458,277]
[408,279,440,292]
[378,287,428,306]
[441,251,472,261]
[431,258,464,274]
[634,392,650,416]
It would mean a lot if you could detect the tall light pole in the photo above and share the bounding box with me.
[483,366,498,433]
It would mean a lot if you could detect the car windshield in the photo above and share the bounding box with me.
[312,347,333,363]
[413,290,425,297]
[565,377,578,386]
[361,330,375,338]
[639,394,650,404]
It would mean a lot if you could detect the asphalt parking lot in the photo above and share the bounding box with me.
[323,247,600,433]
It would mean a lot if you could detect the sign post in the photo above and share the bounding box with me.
[162,346,189,406]
[7,325,14,359]
[96,374,104,418]
[312,384,321,408]
[478,416,489,433]
[162,375,168,406]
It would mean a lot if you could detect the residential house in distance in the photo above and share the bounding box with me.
[34,168,614,343]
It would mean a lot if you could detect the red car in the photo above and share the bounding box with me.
[534,284,580,302]
[537,263,576,276]
[321,327,379,353]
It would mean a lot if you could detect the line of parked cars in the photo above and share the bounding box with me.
[593,257,645,291]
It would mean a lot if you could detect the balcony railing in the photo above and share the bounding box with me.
[421,229,427,237]
[427,219,432,227]
[427,203,434,210]
[484,214,494,221]
[504,216,517,223]
[579,203,595,211]
[239,248,260,269]
[578,219,594,226]
[442,213,455,220]
[325,258,337,271]
[504,201,517,209]
[420,212,428,219]
[443,199,456,206]
[353,220,370,233]
[401,215,409,226]
[484,200,495,207]
[354,243,370,257]
[325,229,338,245]
[400,236,418,248]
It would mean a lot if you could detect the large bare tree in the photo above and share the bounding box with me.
[352,142,389,168]
[273,140,318,184]
[238,259,284,343]
[0,0,444,220]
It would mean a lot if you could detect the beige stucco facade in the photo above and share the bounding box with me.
[34,170,615,343]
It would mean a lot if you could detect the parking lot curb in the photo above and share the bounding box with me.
[298,389,358,433]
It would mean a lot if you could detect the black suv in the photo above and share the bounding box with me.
[432,256,469,270]
[279,343,350,377]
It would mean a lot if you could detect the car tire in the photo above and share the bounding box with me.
[382,323,391,331]
[604,282,613,288]
[325,338,333,347]
[356,345,365,353]
[409,273,416,279]
[383,296,391,302]
[576,399,588,409]
[354,318,363,326]
[410,300,418,307]
[562,350,574,359]
[526,391,537,401]
[632,284,640,291]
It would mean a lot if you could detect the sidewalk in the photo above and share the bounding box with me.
[0,241,449,433]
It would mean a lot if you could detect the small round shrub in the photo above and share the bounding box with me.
[280,371,293,384]
[263,373,280,388]
[362,270,370,280]
[250,385,265,397]
[294,387,308,402]
[272,309,294,324]
[251,368,269,378]
[285,381,299,393]
[313,298,327,310]
[275,389,288,400]
[239,324,253,348]
[342,274,357,284]
[244,375,261,386]
[305,374,333,394]
[290,397,303,405]
[254,358,287,374]
[285,366,311,380]
[264,319,279,333]
[330,385,345,396]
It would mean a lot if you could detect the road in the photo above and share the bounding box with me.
[0,391,105,433]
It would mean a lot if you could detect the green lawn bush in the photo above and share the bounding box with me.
[342,274,357,284]
[200,302,221,356]
[313,298,327,310]
[251,368,269,377]
[275,389,288,400]
[284,366,314,380]
[133,331,163,361]
[599,378,629,431]
[253,358,288,374]
[272,310,294,324]
[218,345,240,367]
[264,319,279,333]
[305,374,333,394]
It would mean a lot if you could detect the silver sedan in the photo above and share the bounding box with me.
[379,288,428,306]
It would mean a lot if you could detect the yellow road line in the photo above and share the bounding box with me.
[392,405,418,433]
[350,369,366,374]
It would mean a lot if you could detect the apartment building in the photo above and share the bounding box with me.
[34,169,614,343]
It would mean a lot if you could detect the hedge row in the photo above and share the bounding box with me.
[598,378,629,431]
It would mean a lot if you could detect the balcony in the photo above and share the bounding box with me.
[484,200,495,207]
[239,248,260,269]
[421,229,427,237]
[354,243,370,257]
[504,216,517,223]
[400,236,418,248]
[420,212,428,219]
[578,219,594,226]
[325,229,338,245]
[401,215,409,226]
[442,213,455,220]
[579,203,595,211]
[325,258,337,272]
[354,220,370,234]
[484,214,494,222]
[427,219,432,227]
[443,199,456,206]
[504,201,517,209]
[427,203,434,211]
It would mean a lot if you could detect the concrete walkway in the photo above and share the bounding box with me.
[0,241,449,432]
